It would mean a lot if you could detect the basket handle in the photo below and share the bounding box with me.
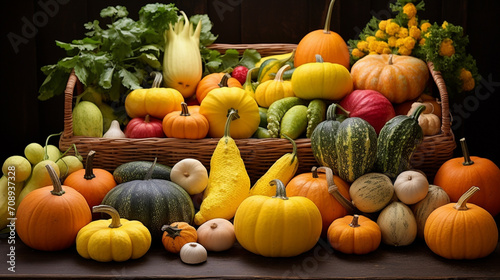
[427,61,452,135]
[62,70,81,140]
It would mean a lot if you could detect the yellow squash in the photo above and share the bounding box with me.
[249,135,298,196]
[194,110,250,225]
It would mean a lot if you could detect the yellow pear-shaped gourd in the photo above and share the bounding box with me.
[76,205,152,262]
[194,110,250,225]
[255,65,295,108]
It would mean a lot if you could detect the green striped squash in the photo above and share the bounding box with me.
[113,160,171,184]
[375,105,426,179]
[335,117,377,183]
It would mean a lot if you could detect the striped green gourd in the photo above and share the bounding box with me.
[335,117,377,183]
[375,105,426,179]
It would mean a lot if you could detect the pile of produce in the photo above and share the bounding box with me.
[1,0,498,267]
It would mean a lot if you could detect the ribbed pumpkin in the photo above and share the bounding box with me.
[199,86,260,139]
[351,54,429,104]
[254,65,295,108]
[125,72,184,119]
[291,55,352,101]
[16,164,92,251]
[434,138,500,217]
[195,73,243,104]
[286,166,352,236]
[234,179,322,257]
[161,222,198,254]
[101,159,195,239]
[327,214,381,255]
[64,150,116,216]
[162,102,209,139]
[294,0,350,69]
[124,115,165,138]
[424,187,499,259]
[411,184,450,239]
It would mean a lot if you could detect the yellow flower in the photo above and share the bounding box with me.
[376,41,389,54]
[460,68,475,91]
[439,38,455,57]
[375,29,386,39]
[409,26,421,40]
[386,22,400,36]
[368,40,380,52]
[388,36,398,47]
[352,48,366,59]
[382,47,392,54]
[369,51,378,55]
[396,38,405,47]
[408,17,418,28]
[421,22,432,33]
[379,20,389,31]
[398,46,412,56]
[403,37,416,50]
[442,21,449,29]
[357,41,369,52]
[397,27,409,38]
[366,36,377,43]
[419,38,426,45]
[403,3,417,18]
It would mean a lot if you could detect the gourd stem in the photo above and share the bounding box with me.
[43,132,63,160]
[282,134,298,165]
[460,138,474,166]
[317,166,356,214]
[144,157,158,180]
[144,114,151,123]
[349,214,361,228]
[388,54,394,65]
[274,64,291,82]
[315,54,324,63]
[270,179,289,200]
[410,104,426,121]
[46,164,65,196]
[180,102,191,116]
[245,67,258,85]
[83,150,96,180]
[161,224,183,238]
[151,71,163,88]
[311,166,319,178]
[218,73,231,88]
[454,186,480,211]
[93,205,122,228]
[326,103,350,121]
[224,108,240,143]
[323,0,336,33]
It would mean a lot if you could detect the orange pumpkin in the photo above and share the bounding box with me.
[16,164,92,251]
[434,138,500,217]
[327,214,381,255]
[294,0,350,69]
[64,150,117,216]
[395,94,442,119]
[286,166,352,236]
[424,186,499,259]
[350,54,429,104]
[195,73,242,104]
[162,102,209,139]
[161,222,198,254]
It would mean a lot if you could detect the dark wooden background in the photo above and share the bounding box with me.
[1,0,499,168]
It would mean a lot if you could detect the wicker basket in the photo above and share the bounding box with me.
[59,43,455,182]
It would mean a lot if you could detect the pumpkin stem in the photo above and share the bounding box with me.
[460,138,474,166]
[218,73,231,88]
[270,179,289,200]
[151,71,163,88]
[409,104,426,121]
[317,166,356,214]
[388,54,394,65]
[144,114,151,123]
[326,103,350,121]
[224,108,240,143]
[315,54,324,63]
[46,164,66,196]
[161,224,183,238]
[323,0,336,33]
[144,157,158,180]
[453,186,480,211]
[274,64,291,82]
[311,166,319,178]
[180,102,191,117]
[93,205,122,228]
[282,134,298,165]
[83,150,96,180]
[349,214,361,228]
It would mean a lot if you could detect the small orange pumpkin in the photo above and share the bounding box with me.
[424,186,499,260]
[162,102,209,139]
[327,214,382,255]
[161,222,198,254]
[434,138,500,217]
[195,73,242,104]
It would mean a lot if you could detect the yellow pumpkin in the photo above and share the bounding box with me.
[291,55,352,101]
[254,65,295,108]
[125,72,184,119]
[199,86,260,139]
[76,205,152,262]
[351,54,429,104]
[233,179,322,257]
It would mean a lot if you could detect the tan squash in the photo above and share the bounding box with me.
[197,218,235,252]
[349,173,394,213]
[411,184,450,239]
[377,201,417,246]
[393,170,429,205]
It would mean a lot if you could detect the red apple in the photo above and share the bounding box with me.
[339,89,395,134]
[125,115,165,138]
[231,66,249,85]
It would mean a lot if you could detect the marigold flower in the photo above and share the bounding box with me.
[409,26,421,40]
[403,37,416,50]
[352,48,366,58]
[382,47,392,54]
[386,22,400,36]
[403,3,417,18]
[419,38,426,45]
[460,68,475,91]
[396,38,405,48]
[439,38,455,57]
[408,17,418,28]
[375,29,386,39]
[368,40,380,52]
[357,41,369,52]
[379,20,389,31]
[366,36,377,43]
[397,27,409,38]
[398,46,412,56]
[442,21,449,29]
[421,22,432,33]
[376,41,389,54]
[388,36,398,47]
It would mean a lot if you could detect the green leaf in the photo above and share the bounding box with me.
[190,14,218,47]
[220,49,240,71]
[139,3,178,32]
[238,49,261,69]
[38,66,71,101]
[139,44,161,57]
[99,67,115,89]
[101,6,129,20]
[118,68,141,90]
[138,53,161,69]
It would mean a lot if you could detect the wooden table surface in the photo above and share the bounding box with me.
[1,233,499,280]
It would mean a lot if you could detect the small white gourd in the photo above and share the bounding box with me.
[170,158,208,195]
[102,120,126,138]
[180,242,207,264]
[393,170,429,205]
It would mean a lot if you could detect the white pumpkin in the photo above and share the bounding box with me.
[170,158,208,195]
[180,242,207,264]
[393,170,429,205]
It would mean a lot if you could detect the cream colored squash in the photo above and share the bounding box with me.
[377,201,417,246]
[349,173,394,213]
[170,158,208,195]
[197,218,235,252]
[393,170,429,205]
[411,184,450,239]
[180,242,207,264]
